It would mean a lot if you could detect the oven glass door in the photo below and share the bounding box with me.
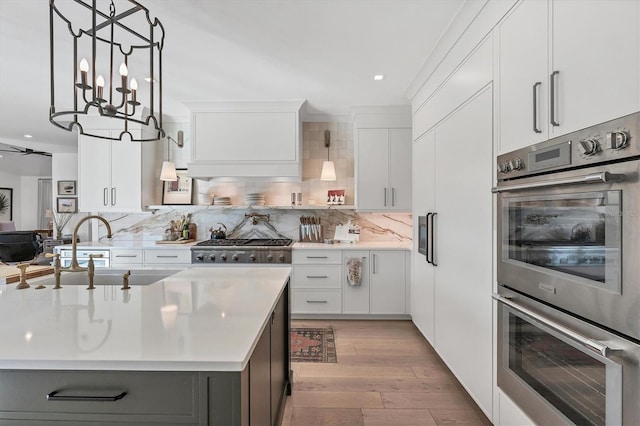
[502,190,621,292]
[499,301,622,426]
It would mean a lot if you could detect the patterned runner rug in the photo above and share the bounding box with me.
[290,327,337,363]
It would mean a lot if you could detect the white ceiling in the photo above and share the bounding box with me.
[0,0,464,167]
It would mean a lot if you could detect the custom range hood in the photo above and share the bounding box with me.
[185,100,305,180]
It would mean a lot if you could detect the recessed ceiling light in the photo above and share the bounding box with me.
[373,74,385,81]
[23,134,33,138]
[0,154,3,158]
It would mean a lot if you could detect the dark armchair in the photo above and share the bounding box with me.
[0,231,40,263]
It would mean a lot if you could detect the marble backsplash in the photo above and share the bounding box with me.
[97,208,412,243]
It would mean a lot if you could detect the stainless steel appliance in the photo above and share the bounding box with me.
[191,238,293,264]
[493,112,640,425]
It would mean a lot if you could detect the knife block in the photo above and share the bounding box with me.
[299,224,323,242]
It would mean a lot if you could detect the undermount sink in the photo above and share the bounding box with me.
[41,269,180,287]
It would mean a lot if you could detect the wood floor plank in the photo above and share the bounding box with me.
[291,390,384,409]
[298,364,417,378]
[290,407,364,426]
[362,408,437,426]
[337,354,442,367]
[294,377,460,393]
[429,409,489,425]
[381,392,474,410]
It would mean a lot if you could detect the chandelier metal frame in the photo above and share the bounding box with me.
[49,0,165,141]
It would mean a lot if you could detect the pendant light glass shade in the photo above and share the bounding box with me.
[160,161,178,181]
[320,161,336,181]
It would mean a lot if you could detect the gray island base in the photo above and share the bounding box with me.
[0,268,291,425]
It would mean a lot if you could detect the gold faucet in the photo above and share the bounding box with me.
[65,215,113,272]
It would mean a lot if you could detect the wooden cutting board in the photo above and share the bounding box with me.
[155,239,195,245]
[0,265,55,284]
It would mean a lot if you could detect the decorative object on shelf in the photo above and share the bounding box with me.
[56,198,77,213]
[212,196,231,205]
[57,180,76,196]
[0,188,12,221]
[320,129,337,181]
[160,131,184,181]
[162,169,193,205]
[49,0,165,141]
[52,212,74,240]
[327,189,345,205]
[244,193,265,206]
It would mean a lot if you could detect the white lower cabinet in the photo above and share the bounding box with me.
[110,249,144,268]
[109,248,191,268]
[293,248,408,316]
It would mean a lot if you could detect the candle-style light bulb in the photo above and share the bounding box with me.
[119,63,128,76]
[118,62,129,95]
[79,58,89,72]
[95,75,105,102]
[128,78,138,105]
[130,78,138,90]
[77,57,90,89]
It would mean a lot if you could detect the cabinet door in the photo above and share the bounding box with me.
[249,321,271,426]
[357,129,390,210]
[270,286,289,426]
[411,130,436,342]
[498,0,548,154]
[110,137,142,212]
[433,87,493,413]
[78,133,111,212]
[342,251,370,314]
[370,251,406,314]
[388,128,412,210]
[551,0,640,136]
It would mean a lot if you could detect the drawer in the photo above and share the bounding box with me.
[292,265,341,288]
[292,289,342,314]
[111,249,143,265]
[0,370,198,422]
[292,249,341,265]
[143,249,191,264]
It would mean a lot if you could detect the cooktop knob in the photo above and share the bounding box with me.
[266,254,273,262]
[607,130,629,150]
[509,158,523,171]
[579,138,600,156]
[196,253,204,261]
[278,254,285,262]
[208,254,216,261]
[249,254,256,262]
[232,254,239,261]
[220,254,227,261]
[498,161,511,174]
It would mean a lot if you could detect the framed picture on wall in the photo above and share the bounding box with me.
[162,169,193,205]
[0,187,13,221]
[57,180,76,195]
[57,197,77,213]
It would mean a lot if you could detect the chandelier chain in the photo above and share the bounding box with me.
[109,1,115,18]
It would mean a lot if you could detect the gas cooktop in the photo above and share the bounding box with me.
[194,238,293,247]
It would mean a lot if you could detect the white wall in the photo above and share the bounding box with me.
[19,176,41,230]
[51,153,89,240]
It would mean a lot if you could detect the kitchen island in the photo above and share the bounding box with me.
[0,267,291,425]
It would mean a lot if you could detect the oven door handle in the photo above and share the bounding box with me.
[492,294,613,358]
[491,171,625,193]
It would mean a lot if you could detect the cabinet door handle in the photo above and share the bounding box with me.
[111,188,116,206]
[306,275,328,279]
[306,300,328,304]
[156,255,179,258]
[306,256,328,259]
[430,212,438,267]
[532,82,542,133]
[392,188,395,206]
[384,188,387,206]
[425,213,433,265]
[115,254,138,258]
[103,188,108,206]
[372,253,377,274]
[46,390,127,402]
[550,70,560,126]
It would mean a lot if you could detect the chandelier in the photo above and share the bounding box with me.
[49,0,165,141]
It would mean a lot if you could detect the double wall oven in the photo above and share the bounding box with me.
[493,112,640,426]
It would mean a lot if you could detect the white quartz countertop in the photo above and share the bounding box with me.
[293,241,411,250]
[55,240,196,250]
[0,267,290,372]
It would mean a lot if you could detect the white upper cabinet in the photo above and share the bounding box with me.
[185,100,305,179]
[78,129,157,212]
[498,0,640,154]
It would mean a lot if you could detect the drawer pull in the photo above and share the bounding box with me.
[306,275,328,279]
[115,255,138,258]
[46,390,127,402]
[306,300,328,303]
[306,256,328,259]
[156,255,179,258]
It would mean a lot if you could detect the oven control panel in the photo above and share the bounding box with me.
[191,249,291,264]
[497,111,640,180]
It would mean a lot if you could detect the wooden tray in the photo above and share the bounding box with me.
[0,265,54,284]
[155,239,195,245]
